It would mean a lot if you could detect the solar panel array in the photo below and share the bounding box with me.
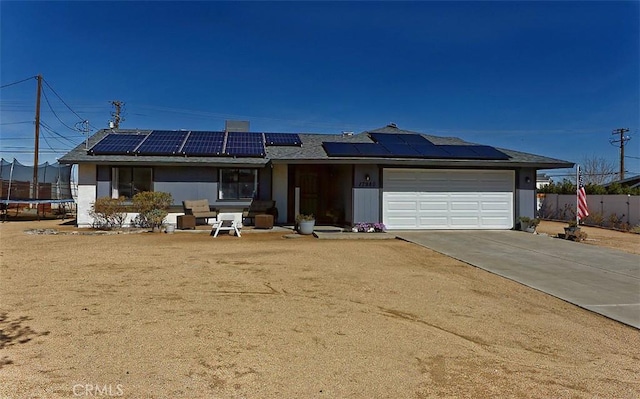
[224,132,265,157]
[136,130,189,155]
[89,134,146,155]
[323,133,510,160]
[264,133,302,146]
[180,131,225,156]
[369,133,435,146]
[89,130,304,157]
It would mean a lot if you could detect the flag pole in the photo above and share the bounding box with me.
[576,164,580,226]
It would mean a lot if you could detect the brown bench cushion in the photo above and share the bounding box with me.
[182,199,217,220]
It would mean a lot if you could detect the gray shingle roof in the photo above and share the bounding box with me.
[59,126,573,169]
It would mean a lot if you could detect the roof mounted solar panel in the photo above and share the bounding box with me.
[136,130,189,155]
[369,133,404,144]
[181,131,225,156]
[468,145,511,160]
[379,143,422,157]
[439,145,512,159]
[438,145,482,159]
[322,142,361,157]
[353,143,391,156]
[224,132,265,157]
[399,134,434,145]
[89,133,147,155]
[412,145,450,158]
[264,132,302,146]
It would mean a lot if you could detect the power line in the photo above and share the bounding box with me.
[41,77,86,122]
[0,76,36,89]
[0,149,72,154]
[41,86,83,133]
[39,121,83,147]
[0,121,32,126]
[40,131,56,154]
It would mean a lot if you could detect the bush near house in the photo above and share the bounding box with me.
[90,196,127,229]
[132,191,173,230]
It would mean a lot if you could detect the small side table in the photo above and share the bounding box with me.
[177,215,196,230]
[255,214,274,229]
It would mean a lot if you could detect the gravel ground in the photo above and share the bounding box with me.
[1,219,638,398]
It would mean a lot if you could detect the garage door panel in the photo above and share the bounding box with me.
[383,169,514,230]
[450,201,480,211]
[450,217,480,226]
[419,201,448,211]
[387,201,418,211]
[388,216,419,228]
[419,216,449,227]
[481,201,511,211]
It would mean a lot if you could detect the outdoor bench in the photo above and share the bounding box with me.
[182,199,218,224]
[242,200,278,225]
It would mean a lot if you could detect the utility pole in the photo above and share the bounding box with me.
[611,128,631,180]
[110,100,124,129]
[33,74,42,200]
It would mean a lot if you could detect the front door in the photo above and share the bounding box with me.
[299,170,319,217]
[289,164,351,225]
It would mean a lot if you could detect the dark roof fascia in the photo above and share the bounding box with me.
[271,158,574,169]
[67,157,268,168]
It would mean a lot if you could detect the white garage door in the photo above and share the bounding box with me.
[383,169,514,230]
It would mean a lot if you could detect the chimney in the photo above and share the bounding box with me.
[225,120,250,132]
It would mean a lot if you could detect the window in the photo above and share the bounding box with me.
[219,169,257,200]
[112,167,152,199]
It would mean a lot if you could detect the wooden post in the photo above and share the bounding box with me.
[33,74,42,218]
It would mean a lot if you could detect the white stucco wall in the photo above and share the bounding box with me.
[272,164,288,224]
[76,164,97,227]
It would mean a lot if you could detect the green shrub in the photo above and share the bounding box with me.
[538,180,640,195]
[90,196,127,229]
[132,191,172,230]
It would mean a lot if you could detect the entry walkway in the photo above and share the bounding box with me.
[396,230,640,329]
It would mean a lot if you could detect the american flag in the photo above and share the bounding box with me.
[577,167,589,220]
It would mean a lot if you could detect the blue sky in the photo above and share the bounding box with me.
[1,1,638,180]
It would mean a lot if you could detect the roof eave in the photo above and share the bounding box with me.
[271,158,574,169]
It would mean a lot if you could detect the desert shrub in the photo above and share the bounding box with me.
[560,204,576,221]
[583,211,605,226]
[90,196,127,229]
[607,213,624,229]
[572,230,588,242]
[131,191,172,230]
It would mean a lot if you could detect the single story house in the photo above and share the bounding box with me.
[59,122,573,230]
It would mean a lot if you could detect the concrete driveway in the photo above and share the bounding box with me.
[396,230,640,329]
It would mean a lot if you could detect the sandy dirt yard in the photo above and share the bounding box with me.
[536,220,640,255]
[1,219,639,398]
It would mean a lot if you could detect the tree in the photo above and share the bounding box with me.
[580,156,617,185]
